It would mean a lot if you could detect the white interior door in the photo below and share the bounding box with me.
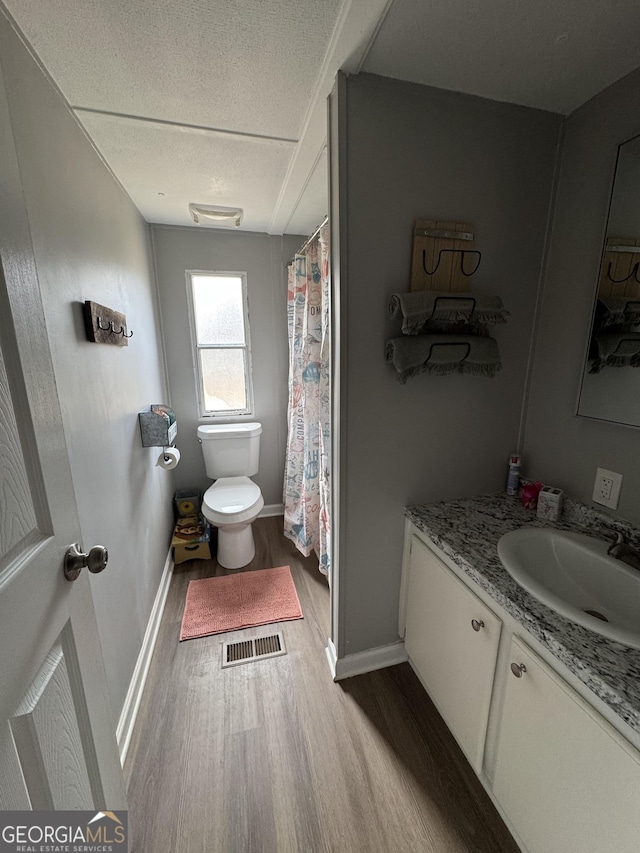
[0,59,125,811]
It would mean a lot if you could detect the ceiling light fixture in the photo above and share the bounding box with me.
[188,204,243,227]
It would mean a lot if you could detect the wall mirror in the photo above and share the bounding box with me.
[577,133,640,427]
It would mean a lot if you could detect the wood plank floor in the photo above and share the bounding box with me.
[124,517,519,853]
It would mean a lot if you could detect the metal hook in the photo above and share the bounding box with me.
[611,337,640,356]
[422,248,482,277]
[96,317,110,331]
[108,322,132,337]
[425,340,472,363]
[607,261,640,283]
[459,250,482,277]
[420,294,477,323]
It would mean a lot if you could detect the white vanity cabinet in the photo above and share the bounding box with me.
[493,636,640,853]
[401,520,640,853]
[404,534,502,772]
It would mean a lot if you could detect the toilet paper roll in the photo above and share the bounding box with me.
[156,446,180,470]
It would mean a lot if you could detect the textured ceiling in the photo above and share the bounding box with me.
[78,111,296,231]
[6,0,342,139]
[365,0,640,115]
[3,0,640,235]
[2,0,352,233]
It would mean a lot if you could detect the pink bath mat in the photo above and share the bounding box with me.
[179,565,303,641]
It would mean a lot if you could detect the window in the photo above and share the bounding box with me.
[187,271,254,417]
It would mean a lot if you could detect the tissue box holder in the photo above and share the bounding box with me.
[139,405,178,447]
[536,487,564,521]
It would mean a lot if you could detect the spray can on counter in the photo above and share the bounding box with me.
[506,453,521,496]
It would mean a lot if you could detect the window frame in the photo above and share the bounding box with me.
[185,269,255,419]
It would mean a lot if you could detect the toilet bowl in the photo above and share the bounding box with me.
[202,476,264,569]
[197,422,264,569]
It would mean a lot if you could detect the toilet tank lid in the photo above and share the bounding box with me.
[198,422,262,440]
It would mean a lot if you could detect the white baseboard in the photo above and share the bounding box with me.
[325,638,338,679]
[325,638,407,681]
[117,548,174,765]
[259,503,284,518]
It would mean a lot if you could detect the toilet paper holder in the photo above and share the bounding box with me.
[138,405,178,447]
[156,446,180,470]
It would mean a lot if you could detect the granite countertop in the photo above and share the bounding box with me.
[404,494,640,735]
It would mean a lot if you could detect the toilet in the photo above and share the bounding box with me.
[197,422,264,569]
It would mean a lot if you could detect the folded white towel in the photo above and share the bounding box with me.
[589,331,640,373]
[385,334,502,384]
[597,297,640,328]
[389,291,509,334]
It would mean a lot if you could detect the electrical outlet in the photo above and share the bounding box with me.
[592,467,623,509]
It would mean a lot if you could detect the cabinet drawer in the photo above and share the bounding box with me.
[493,636,640,853]
[405,535,502,772]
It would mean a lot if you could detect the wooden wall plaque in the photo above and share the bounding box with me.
[83,300,131,346]
[410,219,477,293]
[597,237,640,299]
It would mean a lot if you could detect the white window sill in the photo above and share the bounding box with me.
[198,413,255,424]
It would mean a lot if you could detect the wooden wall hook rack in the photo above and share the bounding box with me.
[83,300,132,345]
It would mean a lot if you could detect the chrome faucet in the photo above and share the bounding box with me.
[607,531,640,571]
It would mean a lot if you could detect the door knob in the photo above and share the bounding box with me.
[471,619,485,632]
[510,662,527,678]
[64,543,109,582]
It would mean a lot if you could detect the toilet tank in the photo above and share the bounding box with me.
[197,422,262,478]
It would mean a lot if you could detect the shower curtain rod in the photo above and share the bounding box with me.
[288,216,329,264]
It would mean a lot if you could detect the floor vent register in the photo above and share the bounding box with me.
[222,632,286,668]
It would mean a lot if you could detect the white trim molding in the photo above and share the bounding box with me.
[325,638,407,682]
[259,503,284,518]
[325,638,338,678]
[117,548,174,765]
[268,0,395,234]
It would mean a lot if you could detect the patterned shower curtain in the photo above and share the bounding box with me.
[283,222,331,577]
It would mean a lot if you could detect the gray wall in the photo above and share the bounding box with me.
[0,14,174,718]
[151,226,304,506]
[334,73,562,656]
[523,66,640,525]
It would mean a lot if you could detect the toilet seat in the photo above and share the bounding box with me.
[203,476,263,525]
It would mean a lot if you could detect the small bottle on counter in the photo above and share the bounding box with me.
[506,453,521,496]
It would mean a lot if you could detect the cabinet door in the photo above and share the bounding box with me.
[493,637,640,853]
[405,535,502,772]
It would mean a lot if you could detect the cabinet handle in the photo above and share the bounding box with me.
[471,619,485,632]
[510,662,527,678]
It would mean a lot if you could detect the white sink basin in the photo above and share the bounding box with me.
[497,528,640,649]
